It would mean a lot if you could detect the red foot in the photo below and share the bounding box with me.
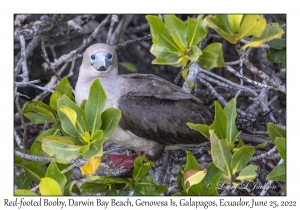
[108,151,147,169]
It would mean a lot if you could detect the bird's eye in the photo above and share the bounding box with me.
[107,53,112,59]
[90,54,95,60]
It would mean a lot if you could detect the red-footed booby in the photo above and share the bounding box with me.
[75,43,213,160]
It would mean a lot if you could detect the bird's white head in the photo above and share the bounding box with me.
[80,43,118,77]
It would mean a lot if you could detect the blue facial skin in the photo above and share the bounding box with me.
[90,51,113,71]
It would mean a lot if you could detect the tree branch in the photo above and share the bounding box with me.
[14,15,76,40]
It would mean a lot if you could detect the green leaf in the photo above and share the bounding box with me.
[150,44,183,67]
[21,161,47,184]
[187,123,210,140]
[136,182,168,196]
[198,42,225,71]
[146,15,181,53]
[210,130,232,177]
[82,141,103,160]
[79,145,90,155]
[198,51,218,70]
[22,101,57,124]
[267,33,286,50]
[228,14,243,33]
[236,137,245,149]
[14,189,38,196]
[205,14,266,44]
[186,46,202,62]
[200,162,222,195]
[224,98,238,143]
[254,141,267,149]
[80,100,87,110]
[266,162,286,182]
[30,127,61,164]
[231,146,255,174]
[185,169,206,191]
[56,163,72,179]
[59,106,77,127]
[119,62,137,73]
[64,180,80,195]
[236,164,258,182]
[80,182,108,194]
[53,77,74,103]
[81,131,91,143]
[184,150,201,171]
[187,162,222,196]
[57,107,80,139]
[205,15,240,43]
[210,101,227,139]
[89,176,133,190]
[58,95,86,135]
[267,48,286,63]
[238,14,266,39]
[101,108,121,142]
[85,78,107,135]
[242,23,285,49]
[14,172,31,189]
[274,137,286,160]
[177,166,185,193]
[164,15,188,49]
[267,123,286,143]
[49,91,62,110]
[216,15,233,34]
[133,156,153,181]
[187,17,207,47]
[202,43,225,68]
[106,190,118,196]
[40,177,62,196]
[91,130,103,144]
[50,77,76,109]
[41,135,81,164]
[45,161,67,192]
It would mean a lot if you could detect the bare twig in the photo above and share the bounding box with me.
[41,40,61,80]
[14,35,41,77]
[14,15,30,26]
[94,168,130,177]
[114,34,151,49]
[42,14,111,71]
[14,129,23,148]
[173,66,185,85]
[106,15,119,45]
[182,62,199,93]
[198,76,227,106]
[250,147,277,161]
[234,62,244,98]
[234,43,286,94]
[127,22,149,34]
[68,20,82,32]
[15,95,27,152]
[14,14,76,40]
[109,15,134,46]
[267,95,279,106]
[225,66,275,90]
[198,67,258,97]
[19,35,29,82]
[27,84,55,93]
[14,150,53,162]
[240,133,272,144]
[15,79,40,87]
[243,58,286,94]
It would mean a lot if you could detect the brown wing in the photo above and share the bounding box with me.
[118,74,213,145]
